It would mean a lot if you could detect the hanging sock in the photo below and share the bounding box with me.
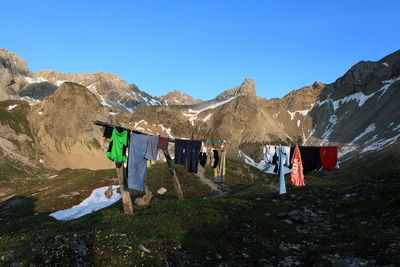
[277,146,287,195]
[212,149,219,168]
[198,152,207,167]
[290,145,305,186]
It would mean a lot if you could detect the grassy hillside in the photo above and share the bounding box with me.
[0,100,33,137]
[0,152,399,266]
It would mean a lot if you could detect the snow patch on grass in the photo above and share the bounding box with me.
[7,104,18,110]
[49,185,121,221]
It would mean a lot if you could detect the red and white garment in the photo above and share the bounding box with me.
[290,145,305,186]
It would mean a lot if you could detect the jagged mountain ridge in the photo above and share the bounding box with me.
[0,49,175,112]
[0,49,399,170]
[121,50,400,161]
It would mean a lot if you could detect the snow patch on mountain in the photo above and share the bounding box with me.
[393,124,400,131]
[158,124,174,138]
[183,96,237,126]
[87,84,112,108]
[202,113,213,122]
[287,108,312,121]
[377,76,400,99]
[25,76,48,84]
[321,115,339,140]
[55,80,65,86]
[352,124,376,143]
[361,133,400,153]
[318,76,400,110]
[134,120,148,128]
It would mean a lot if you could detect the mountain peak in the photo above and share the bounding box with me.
[0,48,32,84]
[216,78,256,100]
[158,90,202,106]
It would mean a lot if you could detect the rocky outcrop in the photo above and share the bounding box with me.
[158,90,202,106]
[0,49,33,100]
[0,49,31,78]
[17,82,58,99]
[216,78,256,100]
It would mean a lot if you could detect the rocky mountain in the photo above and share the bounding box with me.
[120,51,400,161]
[29,70,163,112]
[158,90,202,106]
[27,82,114,169]
[1,48,399,170]
[216,78,256,100]
[0,49,164,112]
[0,49,32,100]
[0,82,114,170]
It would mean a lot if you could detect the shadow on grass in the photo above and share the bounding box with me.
[0,195,107,266]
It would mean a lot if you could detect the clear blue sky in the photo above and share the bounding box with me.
[2,0,399,100]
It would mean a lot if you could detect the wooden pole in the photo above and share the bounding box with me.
[109,114,133,215]
[116,162,134,215]
[163,149,184,200]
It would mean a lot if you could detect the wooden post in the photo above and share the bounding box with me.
[116,163,134,215]
[163,149,184,200]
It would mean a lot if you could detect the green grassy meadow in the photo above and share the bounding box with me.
[0,154,399,266]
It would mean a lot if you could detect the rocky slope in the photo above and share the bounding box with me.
[158,90,202,106]
[121,51,400,161]
[27,82,114,169]
[0,49,33,100]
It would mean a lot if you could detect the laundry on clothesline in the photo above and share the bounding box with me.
[262,143,338,194]
[97,120,339,196]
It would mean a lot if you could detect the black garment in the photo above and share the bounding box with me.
[272,150,279,173]
[174,139,202,173]
[175,139,190,166]
[187,141,202,173]
[103,126,114,139]
[199,152,207,167]
[299,146,322,174]
[107,127,130,157]
[212,150,219,168]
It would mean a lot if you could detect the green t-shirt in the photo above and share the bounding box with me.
[106,128,128,163]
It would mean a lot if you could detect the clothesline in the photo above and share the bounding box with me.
[94,120,338,201]
[94,120,176,143]
[93,120,370,148]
